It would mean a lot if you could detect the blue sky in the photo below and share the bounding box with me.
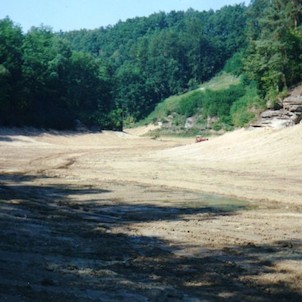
[1,0,250,32]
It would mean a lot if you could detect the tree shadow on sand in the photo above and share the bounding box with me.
[0,173,301,301]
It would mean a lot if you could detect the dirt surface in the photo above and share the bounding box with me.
[0,126,301,301]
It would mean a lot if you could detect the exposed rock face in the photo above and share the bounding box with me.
[283,96,302,113]
[251,86,302,128]
[185,117,195,129]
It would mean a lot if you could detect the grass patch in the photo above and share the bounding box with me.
[143,72,240,125]
[199,72,240,91]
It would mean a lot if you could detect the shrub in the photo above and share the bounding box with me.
[202,84,245,120]
[177,91,203,117]
[223,52,244,76]
[230,82,263,127]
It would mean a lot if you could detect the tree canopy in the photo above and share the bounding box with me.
[244,0,302,99]
[63,5,248,120]
[1,2,302,130]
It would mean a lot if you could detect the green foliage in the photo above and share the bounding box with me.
[244,0,302,100]
[171,114,186,126]
[4,0,301,131]
[199,72,240,91]
[177,91,203,117]
[144,70,265,134]
[0,18,114,129]
[63,5,248,120]
[0,17,24,125]
[230,82,264,127]
[201,84,246,119]
[0,4,250,130]
[143,90,194,124]
[144,73,242,127]
[223,52,244,76]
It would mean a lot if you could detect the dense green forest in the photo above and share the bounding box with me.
[0,0,302,130]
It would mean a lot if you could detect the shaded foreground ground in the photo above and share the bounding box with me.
[0,127,301,301]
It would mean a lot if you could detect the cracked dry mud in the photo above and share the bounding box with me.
[0,127,301,301]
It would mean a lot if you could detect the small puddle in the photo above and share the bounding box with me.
[175,193,253,212]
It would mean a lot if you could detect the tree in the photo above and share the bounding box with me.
[1,4,251,129]
[62,7,249,120]
[0,17,24,125]
[21,26,113,129]
[245,0,302,99]
[67,51,113,125]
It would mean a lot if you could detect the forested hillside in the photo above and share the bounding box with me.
[0,0,302,130]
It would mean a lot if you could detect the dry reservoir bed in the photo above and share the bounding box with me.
[0,127,301,301]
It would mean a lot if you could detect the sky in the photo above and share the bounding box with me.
[1,0,250,32]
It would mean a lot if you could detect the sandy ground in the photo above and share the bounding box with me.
[0,126,301,301]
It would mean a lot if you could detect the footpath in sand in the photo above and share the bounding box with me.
[0,125,301,301]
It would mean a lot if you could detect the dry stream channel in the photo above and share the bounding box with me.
[0,129,301,301]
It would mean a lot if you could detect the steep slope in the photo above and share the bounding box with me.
[143,72,243,134]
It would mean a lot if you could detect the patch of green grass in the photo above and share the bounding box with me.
[142,90,196,124]
[143,72,240,125]
[199,72,240,91]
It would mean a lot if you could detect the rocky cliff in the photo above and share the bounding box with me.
[252,85,302,128]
